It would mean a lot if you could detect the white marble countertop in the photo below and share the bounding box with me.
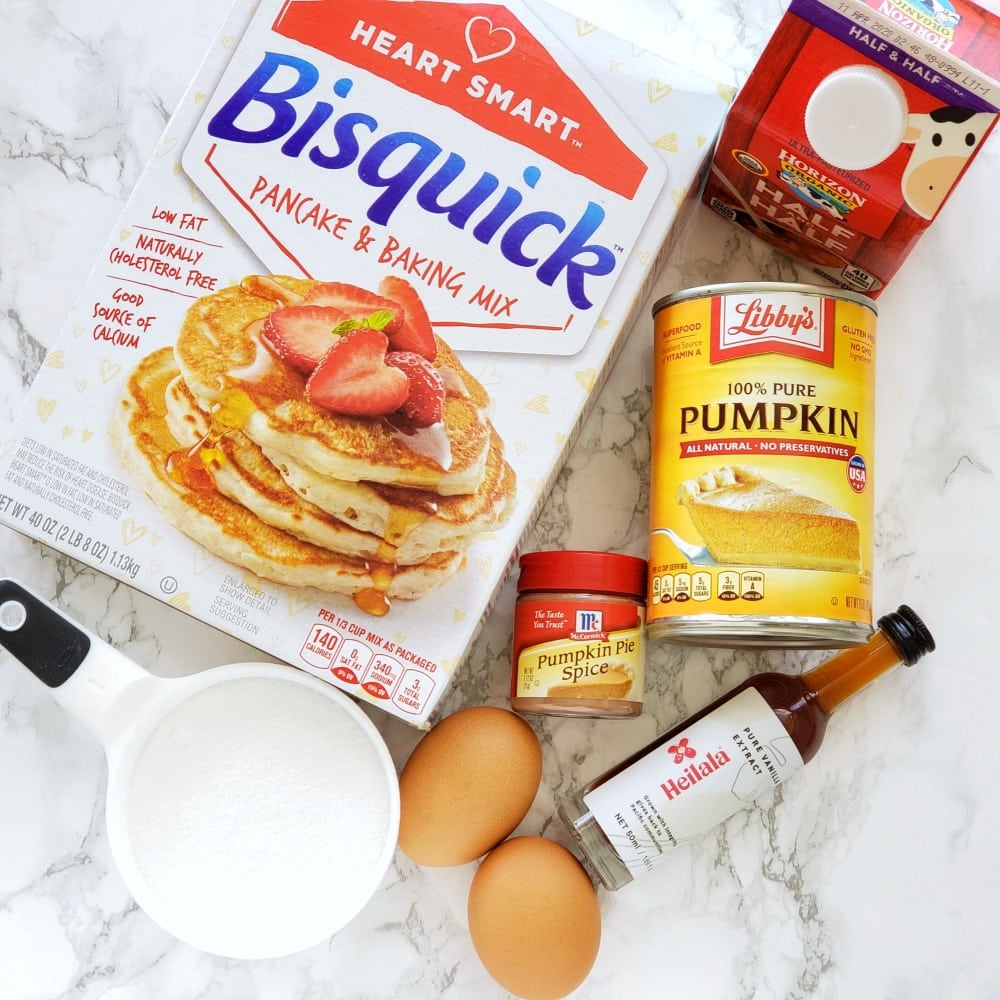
[3,0,999,997]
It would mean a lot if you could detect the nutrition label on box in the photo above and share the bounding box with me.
[299,609,438,717]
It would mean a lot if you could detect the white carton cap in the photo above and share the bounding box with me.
[804,64,909,171]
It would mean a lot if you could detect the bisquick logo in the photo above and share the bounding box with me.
[206,54,615,309]
[660,737,732,801]
[710,293,836,366]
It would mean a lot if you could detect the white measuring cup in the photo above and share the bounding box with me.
[0,578,400,960]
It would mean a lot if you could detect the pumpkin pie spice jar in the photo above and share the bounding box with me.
[648,283,877,647]
[511,550,647,718]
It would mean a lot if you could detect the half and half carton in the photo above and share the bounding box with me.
[703,0,1000,295]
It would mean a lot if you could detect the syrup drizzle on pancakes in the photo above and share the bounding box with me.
[166,388,256,495]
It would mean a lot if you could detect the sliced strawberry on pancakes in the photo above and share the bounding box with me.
[306,327,409,417]
[385,351,445,427]
[304,282,403,334]
[261,305,349,374]
[378,275,437,361]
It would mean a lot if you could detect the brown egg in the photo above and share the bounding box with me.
[397,706,542,866]
[468,836,602,1000]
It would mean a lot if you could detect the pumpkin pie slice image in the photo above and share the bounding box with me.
[675,465,861,573]
[546,666,634,701]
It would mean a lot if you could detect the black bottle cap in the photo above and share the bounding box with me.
[877,605,935,665]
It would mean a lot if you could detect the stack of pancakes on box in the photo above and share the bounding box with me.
[110,275,515,615]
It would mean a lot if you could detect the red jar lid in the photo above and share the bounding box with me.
[517,550,647,599]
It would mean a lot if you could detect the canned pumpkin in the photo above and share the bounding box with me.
[647,282,876,647]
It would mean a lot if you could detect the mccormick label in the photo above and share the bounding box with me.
[583,687,804,878]
[0,0,730,727]
[702,0,1000,295]
[648,284,877,642]
[512,597,645,706]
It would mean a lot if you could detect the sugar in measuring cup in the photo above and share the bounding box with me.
[0,578,400,960]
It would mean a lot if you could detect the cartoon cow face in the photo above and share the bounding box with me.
[920,0,960,28]
[901,106,996,219]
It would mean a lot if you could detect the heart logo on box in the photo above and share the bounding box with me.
[154,138,177,159]
[648,78,672,103]
[168,592,192,612]
[121,519,147,545]
[286,592,312,617]
[465,16,516,63]
[193,548,214,575]
[477,362,502,386]
[100,359,122,384]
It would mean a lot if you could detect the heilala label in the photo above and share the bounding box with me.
[583,687,804,878]
[182,0,666,354]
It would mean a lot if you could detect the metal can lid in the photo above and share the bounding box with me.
[651,281,878,317]
[517,550,647,598]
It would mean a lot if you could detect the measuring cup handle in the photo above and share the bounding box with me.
[0,578,152,745]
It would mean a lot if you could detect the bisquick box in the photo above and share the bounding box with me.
[702,0,1000,296]
[0,0,729,727]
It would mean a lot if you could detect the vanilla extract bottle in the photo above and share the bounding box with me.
[559,606,935,890]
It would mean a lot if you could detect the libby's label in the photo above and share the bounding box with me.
[513,597,645,703]
[648,287,876,629]
[711,289,836,362]
[583,687,804,877]
[182,0,666,354]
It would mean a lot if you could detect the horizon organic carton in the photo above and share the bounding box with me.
[702,0,1000,296]
[0,0,730,726]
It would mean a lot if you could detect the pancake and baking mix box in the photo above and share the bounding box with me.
[0,0,730,726]
[703,0,1000,296]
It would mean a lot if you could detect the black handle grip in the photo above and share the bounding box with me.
[0,579,91,688]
